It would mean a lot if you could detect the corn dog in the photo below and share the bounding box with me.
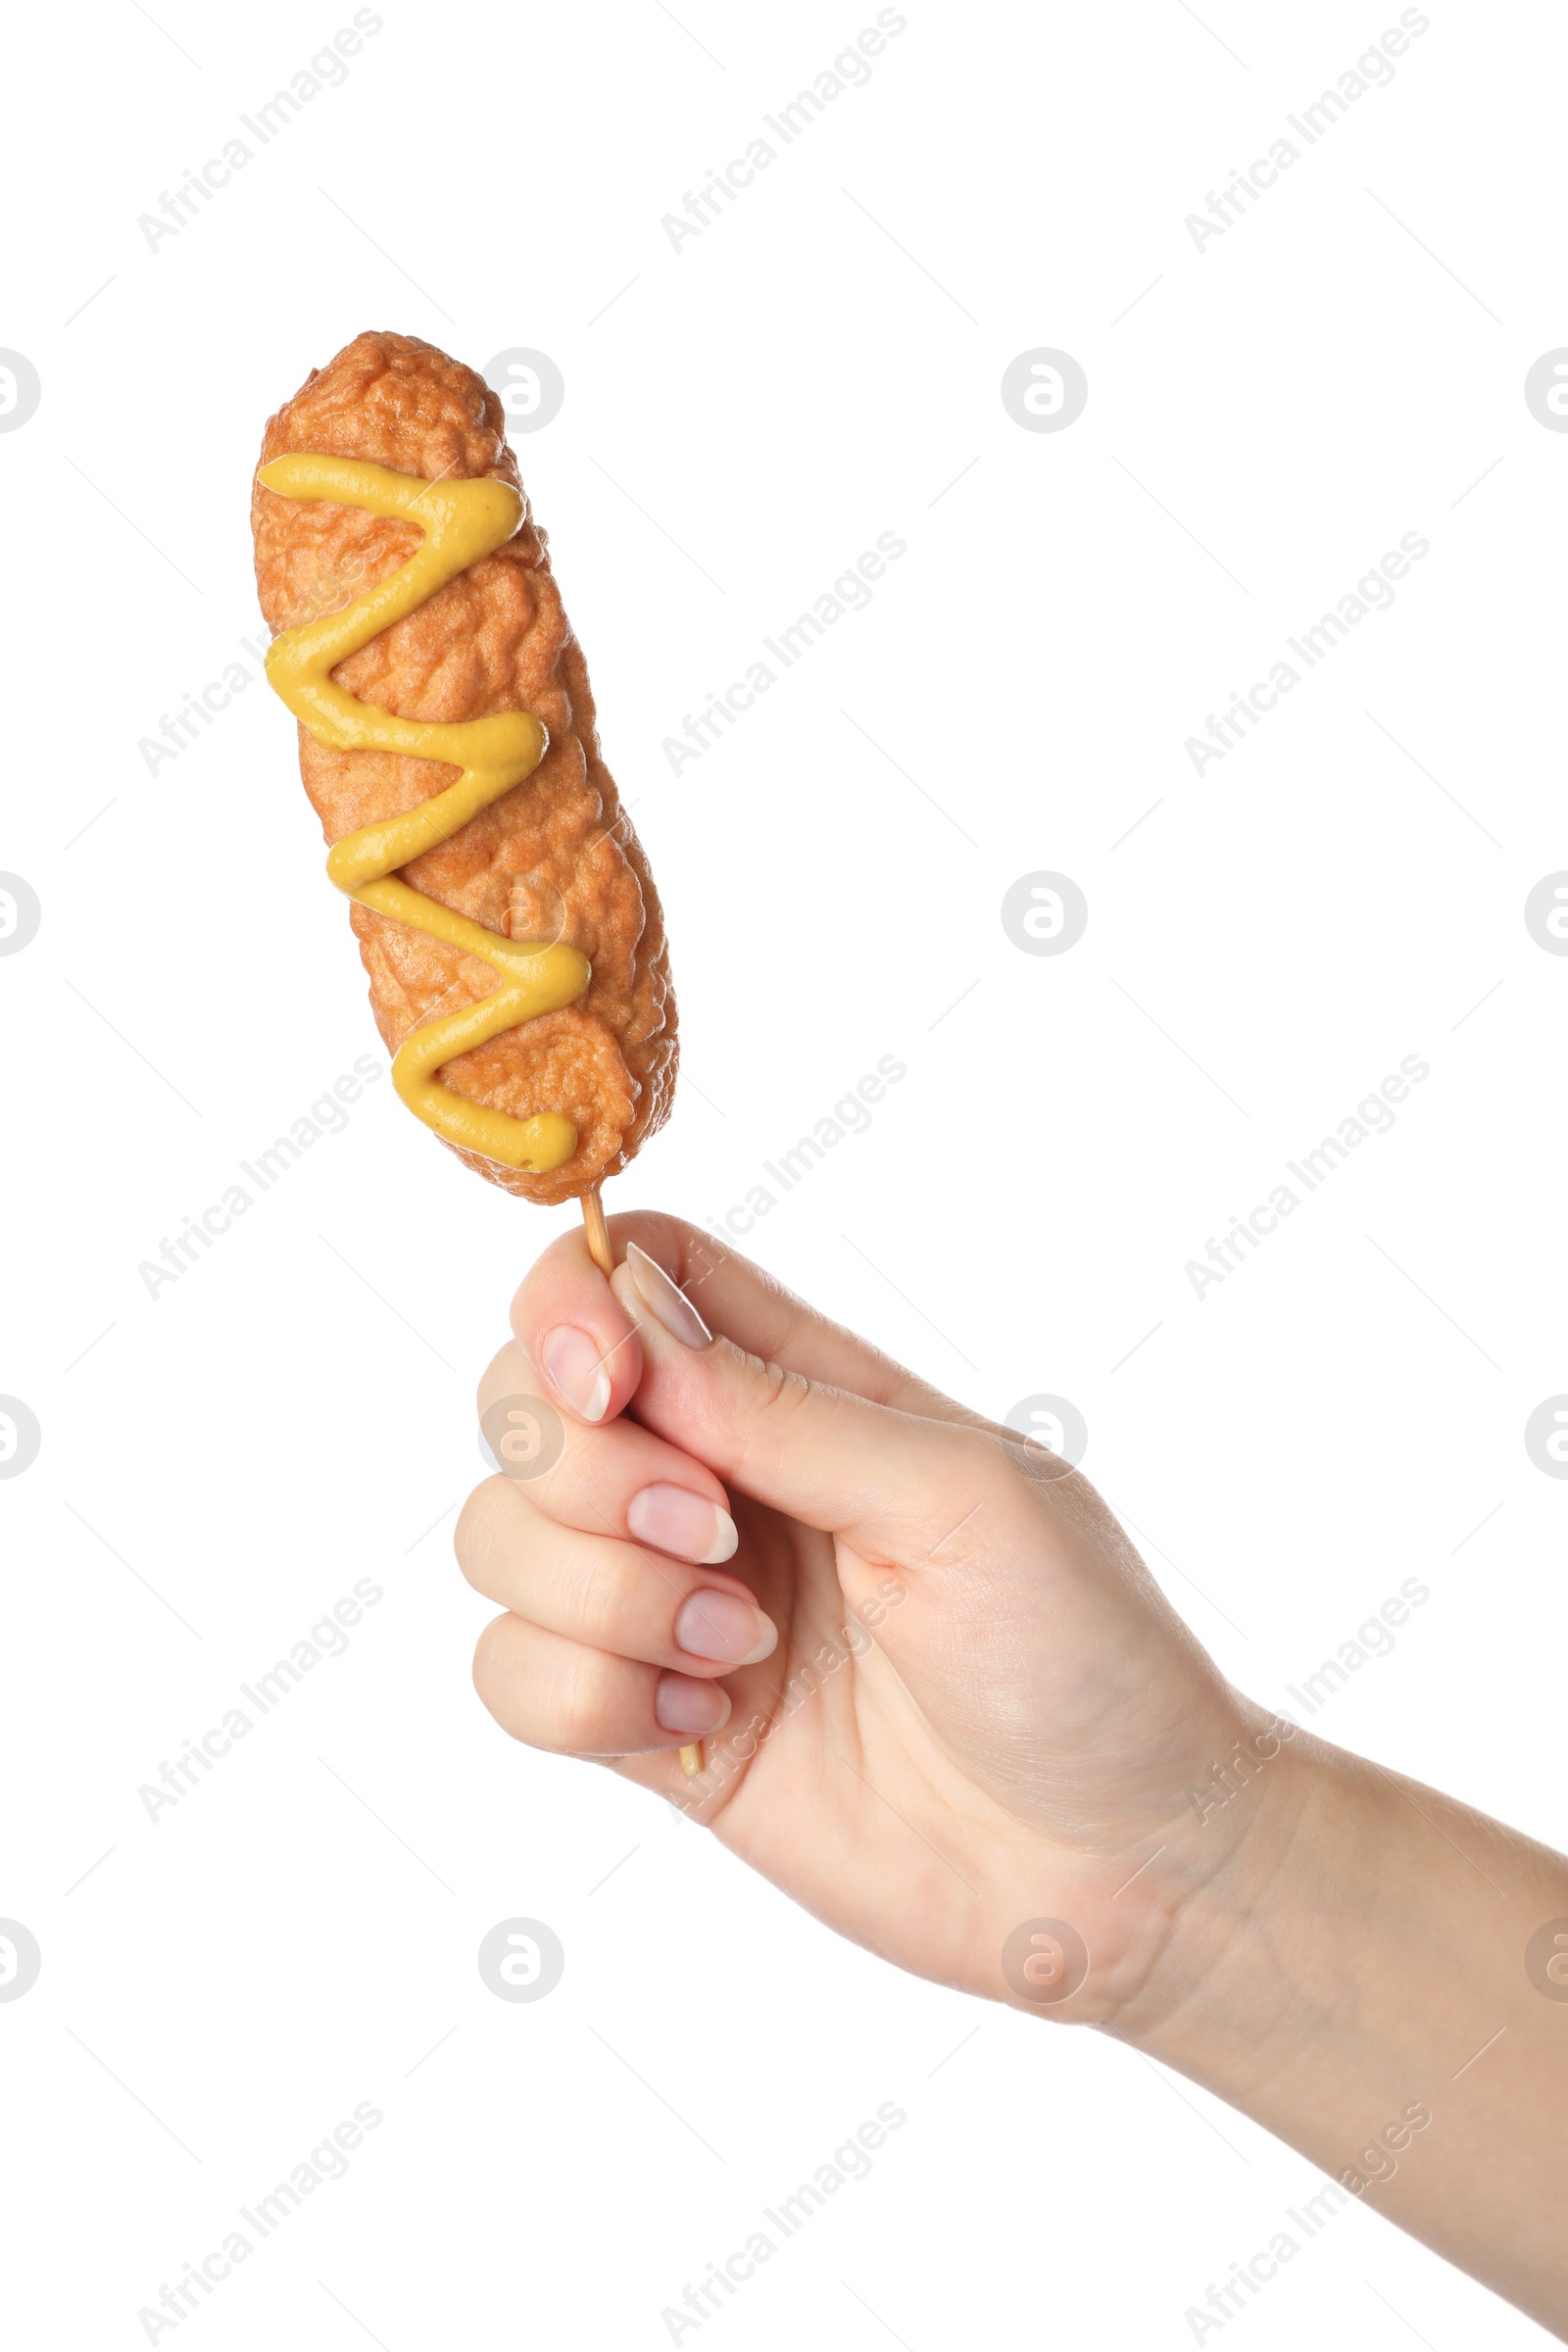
[250,329,677,1208]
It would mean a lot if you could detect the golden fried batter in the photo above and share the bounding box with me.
[250,329,676,1205]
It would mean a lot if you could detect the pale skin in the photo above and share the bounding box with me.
[456,1212,1568,2337]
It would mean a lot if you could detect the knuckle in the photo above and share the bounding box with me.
[453,1476,519,1592]
[986,1425,1081,1527]
[963,1421,1014,1476]
[752,1354,814,1422]
[924,1426,1034,1553]
[475,1338,518,1421]
[470,1611,516,1708]
[969,1421,1032,1495]
[553,1645,622,1752]
[557,1540,625,1649]
[731,1353,815,1476]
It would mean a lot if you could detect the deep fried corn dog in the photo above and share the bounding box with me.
[250,329,676,1207]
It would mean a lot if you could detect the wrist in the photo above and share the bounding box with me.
[1090,1716,1568,2335]
[1094,1710,1361,2067]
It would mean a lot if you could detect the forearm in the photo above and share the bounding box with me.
[1119,1730,1568,2333]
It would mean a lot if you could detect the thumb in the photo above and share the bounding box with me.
[611,1244,1004,1565]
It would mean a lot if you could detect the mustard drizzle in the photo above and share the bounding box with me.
[257,452,588,1173]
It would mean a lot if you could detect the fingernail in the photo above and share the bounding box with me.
[540,1326,611,1423]
[655,1673,732,1737]
[624,1243,711,1348]
[673,1589,778,1666]
[627,1482,739,1566]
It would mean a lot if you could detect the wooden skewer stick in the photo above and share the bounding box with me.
[580,1187,704,1782]
[580,1183,613,1280]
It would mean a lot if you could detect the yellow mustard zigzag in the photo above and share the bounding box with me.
[258,452,589,1173]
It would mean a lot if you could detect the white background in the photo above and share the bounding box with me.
[2,0,1566,2344]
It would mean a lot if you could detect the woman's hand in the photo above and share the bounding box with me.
[455,1211,1280,2030]
[457,1213,1568,2336]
